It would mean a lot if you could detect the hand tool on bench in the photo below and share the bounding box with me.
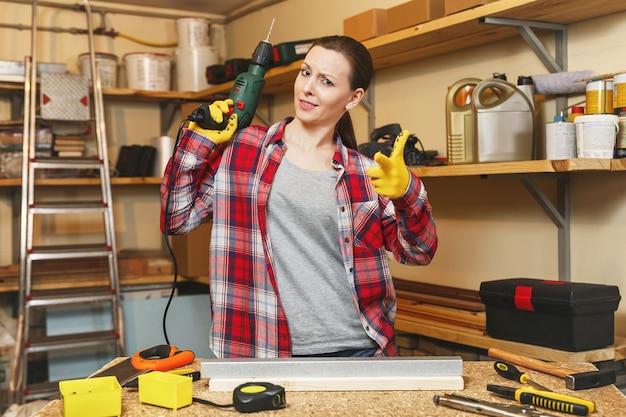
[487,384,594,416]
[495,360,553,392]
[89,344,195,387]
[488,347,616,390]
[434,393,560,417]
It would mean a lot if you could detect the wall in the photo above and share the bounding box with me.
[0,1,625,336]
[226,1,626,337]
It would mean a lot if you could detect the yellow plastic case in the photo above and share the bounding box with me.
[59,376,121,417]
[138,371,193,410]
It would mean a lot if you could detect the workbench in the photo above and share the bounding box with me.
[31,358,626,416]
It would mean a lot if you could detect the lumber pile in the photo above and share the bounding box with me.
[393,278,487,336]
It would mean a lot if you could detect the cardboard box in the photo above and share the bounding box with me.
[444,0,499,16]
[387,0,445,33]
[170,221,212,278]
[480,278,621,351]
[343,9,388,42]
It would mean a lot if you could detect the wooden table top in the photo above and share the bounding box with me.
[33,358,626,416]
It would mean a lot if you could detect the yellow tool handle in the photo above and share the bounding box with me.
[518,386,595,413]
[488,348,573,379]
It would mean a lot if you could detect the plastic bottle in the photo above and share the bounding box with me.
[446,78,482,164]
[568,106,584,122]
[545,114,576,160]
[471,78,535,162]
[517,76,535,110]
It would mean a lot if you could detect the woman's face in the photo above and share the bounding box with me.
[293,45,363,128]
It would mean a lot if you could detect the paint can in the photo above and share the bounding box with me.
[123,52,171,91]
[175,46,219,92]
[176,17,210,48]
[545,116,576,160]
[585,79,613,114]
[574,114,618,158]
[614,73,626,109]
[78,52,118,88]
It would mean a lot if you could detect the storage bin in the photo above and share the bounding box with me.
[480,278,621,351]
[59,376,121,417]
[138,371,193,410]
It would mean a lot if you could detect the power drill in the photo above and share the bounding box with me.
[189,19,275,130]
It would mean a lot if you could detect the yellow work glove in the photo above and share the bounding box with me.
[367,130,411,199]
[188,99,238,145]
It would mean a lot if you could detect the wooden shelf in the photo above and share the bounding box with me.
[190,0,626,100]
[4,1,625,104]
[411,158,626,178]
[0,159,624,187]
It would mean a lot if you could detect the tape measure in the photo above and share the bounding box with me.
[233,382,286,413]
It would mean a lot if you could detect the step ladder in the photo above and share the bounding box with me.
[10,0,124,403]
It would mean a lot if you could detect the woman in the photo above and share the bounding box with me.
[160,35,437,358]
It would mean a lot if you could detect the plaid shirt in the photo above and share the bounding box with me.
[160,117,437,358]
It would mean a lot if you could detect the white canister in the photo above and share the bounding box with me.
[176,17,210,48]
[175,46,219,92]
[545,119,576,160]
[78,52,118,88]
[574,114,619,158]
[123,52,171,91]
[151,135,175,177]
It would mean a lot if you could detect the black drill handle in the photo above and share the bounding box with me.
[188,103,232,130]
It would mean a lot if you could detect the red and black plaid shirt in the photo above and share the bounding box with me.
[161,118,437,357]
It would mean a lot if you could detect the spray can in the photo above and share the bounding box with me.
[545,114,576,160]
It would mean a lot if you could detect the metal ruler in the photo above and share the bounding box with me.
[202,356,464,392]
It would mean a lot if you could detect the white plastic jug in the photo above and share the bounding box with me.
[446,78,481,164]
[472,78,535,162]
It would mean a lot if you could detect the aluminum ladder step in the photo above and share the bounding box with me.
[27,244,113,261]
[30,156,103,170]
[23,381,60,402]
[29,201,109,214]
[27,287,118,307]
[26,330,120,354]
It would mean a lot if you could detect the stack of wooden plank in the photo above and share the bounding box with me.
[393,278,487,337]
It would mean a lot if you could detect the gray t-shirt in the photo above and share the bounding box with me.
[267,157,375,355]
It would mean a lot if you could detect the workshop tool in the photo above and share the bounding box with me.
[489,347,616,390]
[201,356,464,392]
[434,393,559,417]
[89,344,194,388]
[190,19,275,130]
[487,384,595,416]
[131,344,195,371]
[494,360,552,392]
[124,368,200,389]
[233,382,286,413]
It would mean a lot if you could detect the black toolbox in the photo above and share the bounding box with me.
[479,278,621,351]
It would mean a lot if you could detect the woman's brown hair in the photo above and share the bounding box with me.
[309,35,374,150]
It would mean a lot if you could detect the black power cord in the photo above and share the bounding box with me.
[161,118,190,345]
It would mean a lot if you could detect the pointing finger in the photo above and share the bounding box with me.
[390,130,410,159]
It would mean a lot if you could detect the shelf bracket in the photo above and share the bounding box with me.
[159,100,182,136]
[480,16,568,114]
[520,174,571,281]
